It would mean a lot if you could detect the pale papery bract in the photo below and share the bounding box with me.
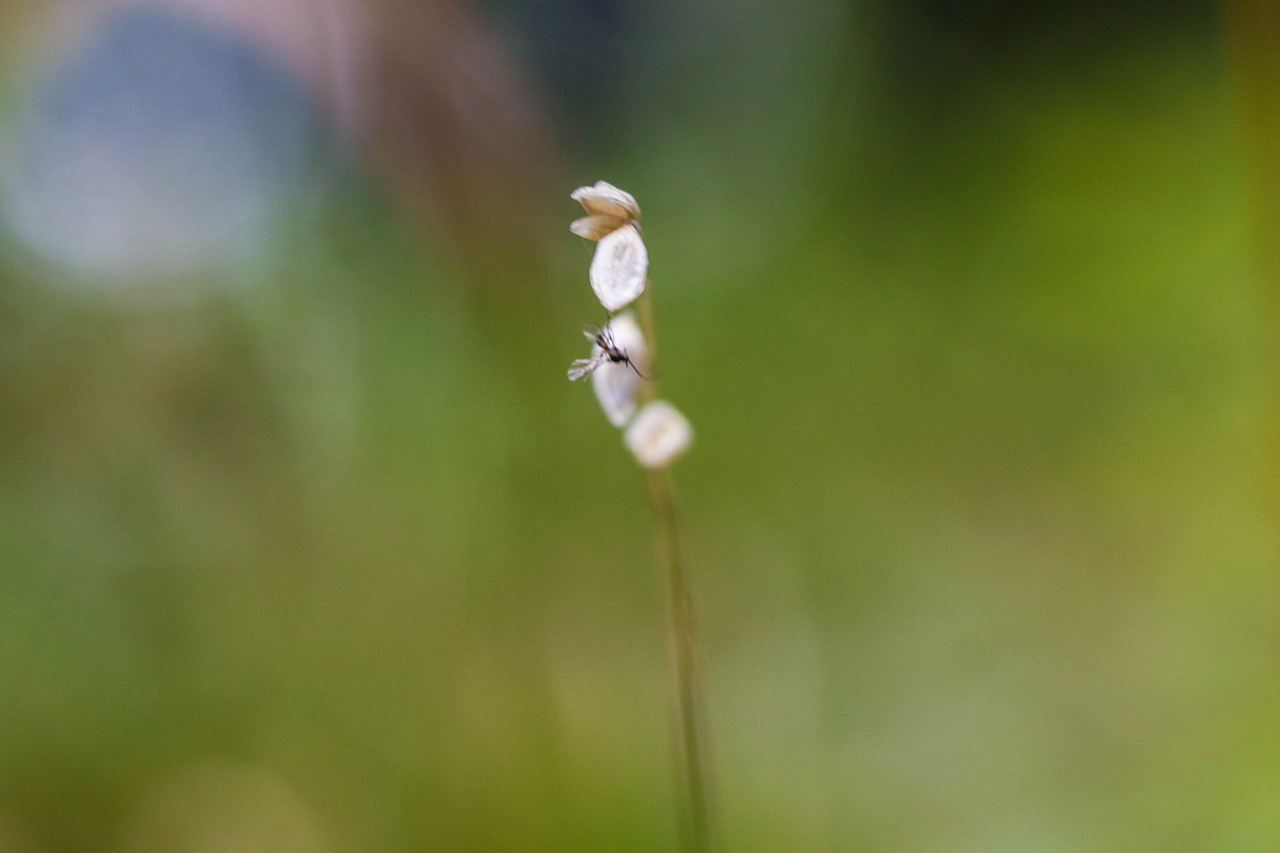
[624,400,693,469]
[589,223,648,312]
[570,213,628,241]
[571,180,641,221]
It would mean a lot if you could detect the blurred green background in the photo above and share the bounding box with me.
[0,0,1277,850]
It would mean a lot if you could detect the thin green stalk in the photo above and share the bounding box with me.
[635,286,660,406]
[634,284,716,852]
[646,464,715,853]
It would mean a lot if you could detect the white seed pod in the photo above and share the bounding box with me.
[591,312,648,427]
[589,223,647,312]
[625,400,693,469]
[571,181,641,221]
[570,214,627,241]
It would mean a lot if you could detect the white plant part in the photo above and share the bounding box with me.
[625,400,693,469]
[571,181,641,221]
[589,223,648,312]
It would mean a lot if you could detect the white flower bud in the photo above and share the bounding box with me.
[571,181,641,221]
[592,312,648,426]
[570,214,627,241]
[625,400,693,469]
[589,223,647,312]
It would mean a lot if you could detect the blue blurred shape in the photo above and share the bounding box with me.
[1,7,325,286]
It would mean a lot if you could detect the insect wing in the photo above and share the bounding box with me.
[567,356,604,381]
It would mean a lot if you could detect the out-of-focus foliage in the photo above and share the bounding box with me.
[0,0,1276,850]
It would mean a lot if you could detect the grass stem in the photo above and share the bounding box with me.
[633,281,714,850]
[645,464,716,853]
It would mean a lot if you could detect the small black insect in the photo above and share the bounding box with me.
[567,324,651,381]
